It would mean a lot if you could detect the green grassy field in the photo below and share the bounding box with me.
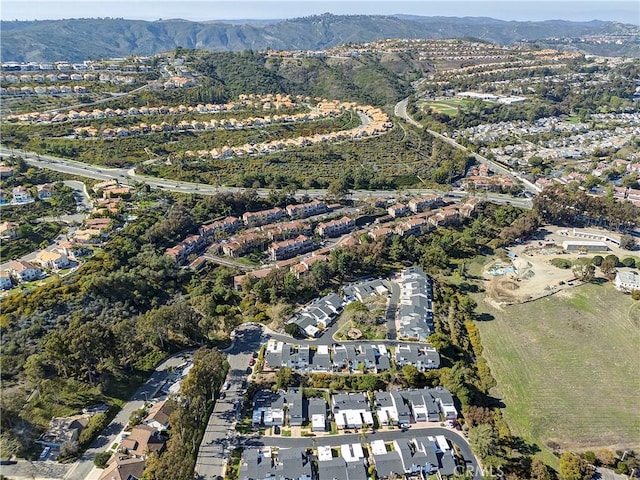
[474,283,640,456]
[419,98,472,116]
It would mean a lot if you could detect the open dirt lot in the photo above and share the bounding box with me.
[482,225,636,305]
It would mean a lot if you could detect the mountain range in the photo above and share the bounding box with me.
[2,13,639,62]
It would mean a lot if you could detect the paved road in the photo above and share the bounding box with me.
[385,279,400,340]
[393,96,540,196]
[194,324,264,480]
[63,352,193,480]
[0,147,531,209]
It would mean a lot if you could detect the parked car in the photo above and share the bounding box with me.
[274,426,281,435]
[219,392,226,399]
[246,367,253,374]
[39,447,51,461]
[223,381,231,390]
[249,358,256,366]
[252,351,259,358]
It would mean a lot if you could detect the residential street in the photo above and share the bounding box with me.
[62,352,193,480]
[194,324,263,480]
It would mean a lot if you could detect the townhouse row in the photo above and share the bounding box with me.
[264,341,440,374]
[250,387,457,431]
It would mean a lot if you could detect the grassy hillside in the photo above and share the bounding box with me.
[194,50,428,105]
[474,283,640,460]
[2,14,638,62]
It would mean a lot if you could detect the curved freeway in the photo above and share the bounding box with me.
[0,147,531,208]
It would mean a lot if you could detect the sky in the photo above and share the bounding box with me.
[1,0,639,24]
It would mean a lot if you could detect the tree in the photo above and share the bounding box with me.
[402,365,424,387]
[600,255,619,276]
[275,367,294,390]
[530,457,552,480]
[572,259,595,282]
[559,452,591,480]
[284,323,302,337]
[468,424,499,459]
[620,234,637,251]
[622,257,636,267]
[94,451,112,468]
[592,255,604,266]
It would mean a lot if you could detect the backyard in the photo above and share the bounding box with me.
[474,282,640,460]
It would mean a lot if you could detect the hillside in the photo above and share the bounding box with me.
[2,14,638,62]
[193,50,429,105]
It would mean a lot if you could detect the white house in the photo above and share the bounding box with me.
[615,270,640,292]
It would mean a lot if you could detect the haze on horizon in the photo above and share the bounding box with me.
[2,0,639,25]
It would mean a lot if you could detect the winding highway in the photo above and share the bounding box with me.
[394,96,541,195]
[0,147,531,208]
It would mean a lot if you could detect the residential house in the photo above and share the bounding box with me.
[412,438,440,474]
[289,293,344,337]
[615,270,640,292]
[35,250,71,271]
[222,232,267,258]
[395,217,428,237]
[331,393,374,430]
[311,344,333,372]
[387,203,409,218]
[340,443,365,464]
[164,234,206,264]
[342,279,388,303]
[397,266,434,341]
[374,391,411,427]
[368,226,394,241]
[372,447,404,480]
[317,456,367,480]
[273,447,313,480]
[286,200,329,219]
[36,183,54,199]
[119,425,165,459]
[8,260,42,282]
[394,344,440,371]
[199,216,242,240]
[394,439,431,476]
[239,448,275,480]
[12,185,32,203]
[252,390,285,427]
[428,207,460,227]
[268,235,314,261]
[316,216,355,238]
[290,254,328,279]
[98,456,146,480]
[264,220,313,241]
[307,397,328,432]
[143,400,174,431]
[0,221,20,239]
[242,207,286,227]
[37,414,91,447]
[408,195,442,213]
[403,389,441,423]
[0,271,14,290]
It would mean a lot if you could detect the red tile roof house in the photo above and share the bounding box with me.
[408,195,442,214]
[286,200,329,219]
[268,235,314,261]
[316,216,355,238]
[242,207,286,227]
[387,203,410,218]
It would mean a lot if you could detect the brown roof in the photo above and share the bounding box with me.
[98,456,145,480]
[143,400,173,428]
[120,425,164,458]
